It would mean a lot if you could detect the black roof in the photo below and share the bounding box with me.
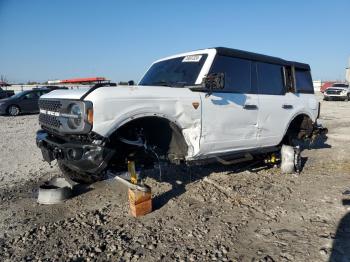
[215,47,310,70]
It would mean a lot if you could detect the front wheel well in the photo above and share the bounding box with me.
[108,117,188,167]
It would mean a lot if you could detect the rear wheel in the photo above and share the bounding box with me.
[7,105,20,116]
[57,161,102,184]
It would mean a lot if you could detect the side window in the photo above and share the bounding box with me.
[285,66,295,93]
[209,55,252,93]
[257,62,285,95]
[39,90,49,96]
[24,92,37,99]
[295,69,314,94]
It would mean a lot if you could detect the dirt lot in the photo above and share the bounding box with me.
[1,94,350,261]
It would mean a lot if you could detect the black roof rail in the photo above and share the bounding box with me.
[214,47,310,70]
[80,82,117,100]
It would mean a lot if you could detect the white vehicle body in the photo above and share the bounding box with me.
[36,47,322,179]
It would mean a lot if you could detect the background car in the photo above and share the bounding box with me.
[323,83,350,101]
[0,88,51,116]
[0,87,15,99]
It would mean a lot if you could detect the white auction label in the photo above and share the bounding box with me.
[182,55,202,62]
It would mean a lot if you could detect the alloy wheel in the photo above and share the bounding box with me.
[8,105,20,116]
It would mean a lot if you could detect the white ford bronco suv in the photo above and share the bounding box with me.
[36,47,326,183]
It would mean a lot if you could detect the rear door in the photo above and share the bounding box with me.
[255,62,296,147]
[199,55,259,156]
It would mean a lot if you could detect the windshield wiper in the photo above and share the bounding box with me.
[151,81,172,87]
[150,81,195,88]
[173,81,188,87]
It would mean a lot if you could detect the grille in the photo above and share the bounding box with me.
[39,99,62,112]
[326,89,341,95]
[39,114,61,128]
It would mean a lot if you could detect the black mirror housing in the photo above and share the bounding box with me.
[203,73,225,90]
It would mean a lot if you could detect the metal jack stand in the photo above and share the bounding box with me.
[264,152,280,167]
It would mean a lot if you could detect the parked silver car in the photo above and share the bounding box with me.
[323,83,350,101]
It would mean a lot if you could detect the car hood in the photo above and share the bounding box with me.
[40,85,200,101]
[41,87,91,100]
[0,97,14,103]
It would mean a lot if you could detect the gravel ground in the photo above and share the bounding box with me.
[1,93,350,261]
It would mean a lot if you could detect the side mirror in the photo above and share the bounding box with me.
[203,73,225,90]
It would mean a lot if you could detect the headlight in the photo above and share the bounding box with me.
[341,90,347,95]
[67,103,83,129]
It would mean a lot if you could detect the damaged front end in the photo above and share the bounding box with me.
[36,97,115,175]
[36,130,115,174]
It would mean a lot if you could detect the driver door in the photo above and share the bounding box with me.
[198,55,259,156]
[20,91,40,113]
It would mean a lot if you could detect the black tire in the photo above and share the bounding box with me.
[345,94,350,102]
[7,105,20,116]
[57,161,102,184]
[323,97,328,101]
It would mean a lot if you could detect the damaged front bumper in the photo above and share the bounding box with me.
[36,130,115,173]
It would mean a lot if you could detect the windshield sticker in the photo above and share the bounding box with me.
[182,55,202,62]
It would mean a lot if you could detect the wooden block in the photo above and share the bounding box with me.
[128,188,152,217]
[128,188,151,205]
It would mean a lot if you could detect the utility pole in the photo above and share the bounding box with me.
[346,57,350,83]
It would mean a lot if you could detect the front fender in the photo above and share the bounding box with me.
[105,112,185,137]
[92,108,202,158]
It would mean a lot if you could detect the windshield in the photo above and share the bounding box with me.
[11,91,30,99]
[139,54,208,87]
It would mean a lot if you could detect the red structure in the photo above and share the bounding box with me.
[60,77,107,84]
[48,77,108,85]
[320,81,336,93]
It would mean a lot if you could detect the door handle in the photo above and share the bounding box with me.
[282,104,293,109]
[243,104,258,110]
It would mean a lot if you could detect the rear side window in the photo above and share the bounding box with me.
[24,92,39,99]
[257,62,285,95]
[209,55,252,93]
[295,69,314,94]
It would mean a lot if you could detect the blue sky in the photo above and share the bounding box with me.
[0,0,349,83]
